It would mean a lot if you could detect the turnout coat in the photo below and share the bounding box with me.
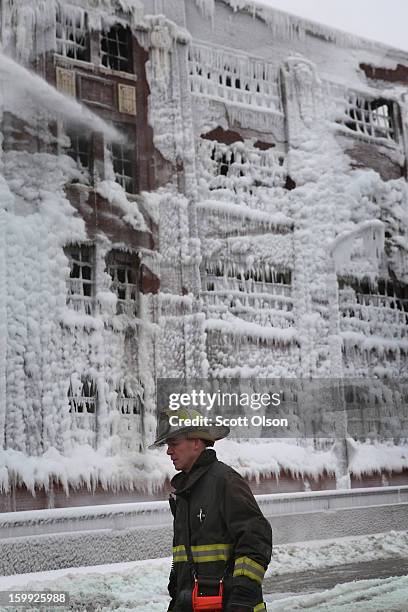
[168,449,272,611]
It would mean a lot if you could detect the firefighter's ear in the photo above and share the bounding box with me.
[193,438,206,451]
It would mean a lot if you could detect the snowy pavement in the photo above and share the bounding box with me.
[0,530,407,611]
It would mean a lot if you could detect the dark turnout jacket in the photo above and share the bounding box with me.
[168,449,272,611]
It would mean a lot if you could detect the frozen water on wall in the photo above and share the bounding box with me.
[0,0,408,495]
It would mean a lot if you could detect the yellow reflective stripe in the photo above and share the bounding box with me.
[233,556,266,584]
[172,543,232,563]
[172,545,185,553]
[254,604,266,612]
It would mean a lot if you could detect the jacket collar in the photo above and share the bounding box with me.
[171,448,217,496]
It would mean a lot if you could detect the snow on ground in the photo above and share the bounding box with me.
[267,530,408,576]
[268,575,408,611]
[0,531,407,611]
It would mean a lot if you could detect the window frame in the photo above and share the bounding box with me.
[55,7,90,62]
[106,249,139,316]
[68,376,97,414]
[64,243,96,315]
[109,123,138,194]
[100,24,133,73]
[343,94,399,143]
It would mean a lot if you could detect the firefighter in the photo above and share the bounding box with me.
[149,408,272,612]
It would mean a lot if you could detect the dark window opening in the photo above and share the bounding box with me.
[66,130,90,169]
[101,25,133,72]
[56,8,89,61]
[64,244,95,314]
[210,149,245,178]
[68,377,97,414]
[109,125,137,193]
[106,250,139,316]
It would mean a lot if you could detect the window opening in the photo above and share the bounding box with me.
[110,126,137,193]
[106,250,139,315]
[66,130,90,169]
[204,262,292,294]
[68,376,97,413]
[101,25,133,72]
[116,380,143,415]
[64,244,95,314]
[344,96,396,141]
[56,8,89,61]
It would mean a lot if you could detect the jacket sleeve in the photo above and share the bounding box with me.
[222,470,272,609]
[168,495,178,610]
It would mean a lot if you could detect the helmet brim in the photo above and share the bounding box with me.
[148,424,230,449]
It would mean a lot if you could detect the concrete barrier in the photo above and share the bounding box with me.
[1,486,407,575]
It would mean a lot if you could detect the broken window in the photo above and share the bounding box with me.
[56,8,89,61]
[68,375,97,414]
[109,125,137,193]
[343,95,397,141]
[116,380,143,415]
[101,25,133,72]
[106,250,139,316]
[66,129,90,169]
[64,244,95,314]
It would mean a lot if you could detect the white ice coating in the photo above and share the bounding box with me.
[194,0,406,53]
[330,220,385,274]
[0,0,408,496]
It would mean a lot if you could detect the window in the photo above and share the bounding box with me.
[68,375,96,414]
[64,244,95,314]
[339,277,408,322]
[106,250,139,316]
[101,25,133,72]
[210,148,245,177]
[344,95,397,141]
[204,261,292,296]
[110,127,137,193]
[56,8,89,61]
[66,130,90,169]
[116,380,143,415]
[1,113,32,152]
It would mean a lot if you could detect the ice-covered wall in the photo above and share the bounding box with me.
[1,0,408,500]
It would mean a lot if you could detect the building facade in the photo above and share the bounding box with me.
[0,0,407,509]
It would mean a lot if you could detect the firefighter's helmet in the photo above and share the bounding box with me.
[148,407,230,449]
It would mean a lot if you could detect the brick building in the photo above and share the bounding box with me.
[0,0,407,510]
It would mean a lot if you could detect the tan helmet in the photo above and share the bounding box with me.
[148,407,230,449]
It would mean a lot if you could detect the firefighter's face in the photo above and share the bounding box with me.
[166,436,205,472]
